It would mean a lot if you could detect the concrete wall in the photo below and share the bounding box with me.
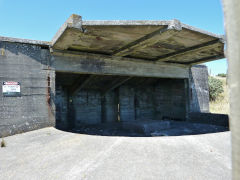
[189,112,229,127]
[135,86,155,121]
[74,90,102,127]
[102,91,118,123]
[0,41,55,137]
[154,79,186,120]
[55,85,118,128]
[55,86,68,129]
[119,85,136,122]
[0,41,211,137]
[189,65,209,113]
[119,79,186,123]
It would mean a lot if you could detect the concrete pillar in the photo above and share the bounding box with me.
[135,87,154,121]
[119,85,135,122]
[102,91,118,123]
[222,1,240,179]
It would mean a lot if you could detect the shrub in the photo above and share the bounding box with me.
[217,73,227,77]
[208,76,224,101]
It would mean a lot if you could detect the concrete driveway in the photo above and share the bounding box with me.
[0,128,231,180]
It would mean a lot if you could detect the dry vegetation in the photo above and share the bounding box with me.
[209,77,230,115]
[1,138,6,147]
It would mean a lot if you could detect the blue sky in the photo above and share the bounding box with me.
[0,0,226,75]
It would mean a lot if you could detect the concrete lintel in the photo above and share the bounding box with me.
[51,14,83,46]
[52,50,190,79]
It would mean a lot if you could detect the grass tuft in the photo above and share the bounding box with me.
[1,138,6,148]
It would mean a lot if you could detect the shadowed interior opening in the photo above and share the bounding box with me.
[55,72,189,134]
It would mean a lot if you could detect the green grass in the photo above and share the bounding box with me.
[209,77,230,115]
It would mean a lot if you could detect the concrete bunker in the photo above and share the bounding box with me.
[0,14,228,137]
[55,72,187,130]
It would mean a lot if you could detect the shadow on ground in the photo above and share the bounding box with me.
[59,120,229,137]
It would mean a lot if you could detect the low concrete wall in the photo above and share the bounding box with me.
[189,112,229,127]
[154,79,186,120]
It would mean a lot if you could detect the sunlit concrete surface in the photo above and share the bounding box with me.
[0,127,231,180]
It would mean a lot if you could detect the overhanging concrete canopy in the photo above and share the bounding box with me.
[51,14,225,65]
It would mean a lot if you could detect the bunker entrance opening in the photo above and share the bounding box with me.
[55,72,187,132]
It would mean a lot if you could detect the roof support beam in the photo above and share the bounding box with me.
[156,39,221,62]
[102,77,132,95]
[112,26,171,56]
[111,20,182,57]
[69,75,95,96]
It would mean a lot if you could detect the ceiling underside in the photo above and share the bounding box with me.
[56,72,183,92]
[52,15,225,65]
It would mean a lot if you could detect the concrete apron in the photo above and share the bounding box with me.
[71,120,228,137]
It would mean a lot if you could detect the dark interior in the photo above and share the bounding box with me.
[55,72,186,129]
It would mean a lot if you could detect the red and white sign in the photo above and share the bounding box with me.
[3,81,19,85]
[2,81,21,96]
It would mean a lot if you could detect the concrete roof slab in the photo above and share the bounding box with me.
[51,14,225,65]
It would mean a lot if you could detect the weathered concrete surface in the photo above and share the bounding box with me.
[0,41,55,137]
[190,65,209,113]
[0,128,231,180]
[52,14,224,65]
[52,52,190,79]
[74,90,102,126]
[222,1,240,178]
[0,36,50,47]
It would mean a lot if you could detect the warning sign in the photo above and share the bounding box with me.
[2,81,21,97]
